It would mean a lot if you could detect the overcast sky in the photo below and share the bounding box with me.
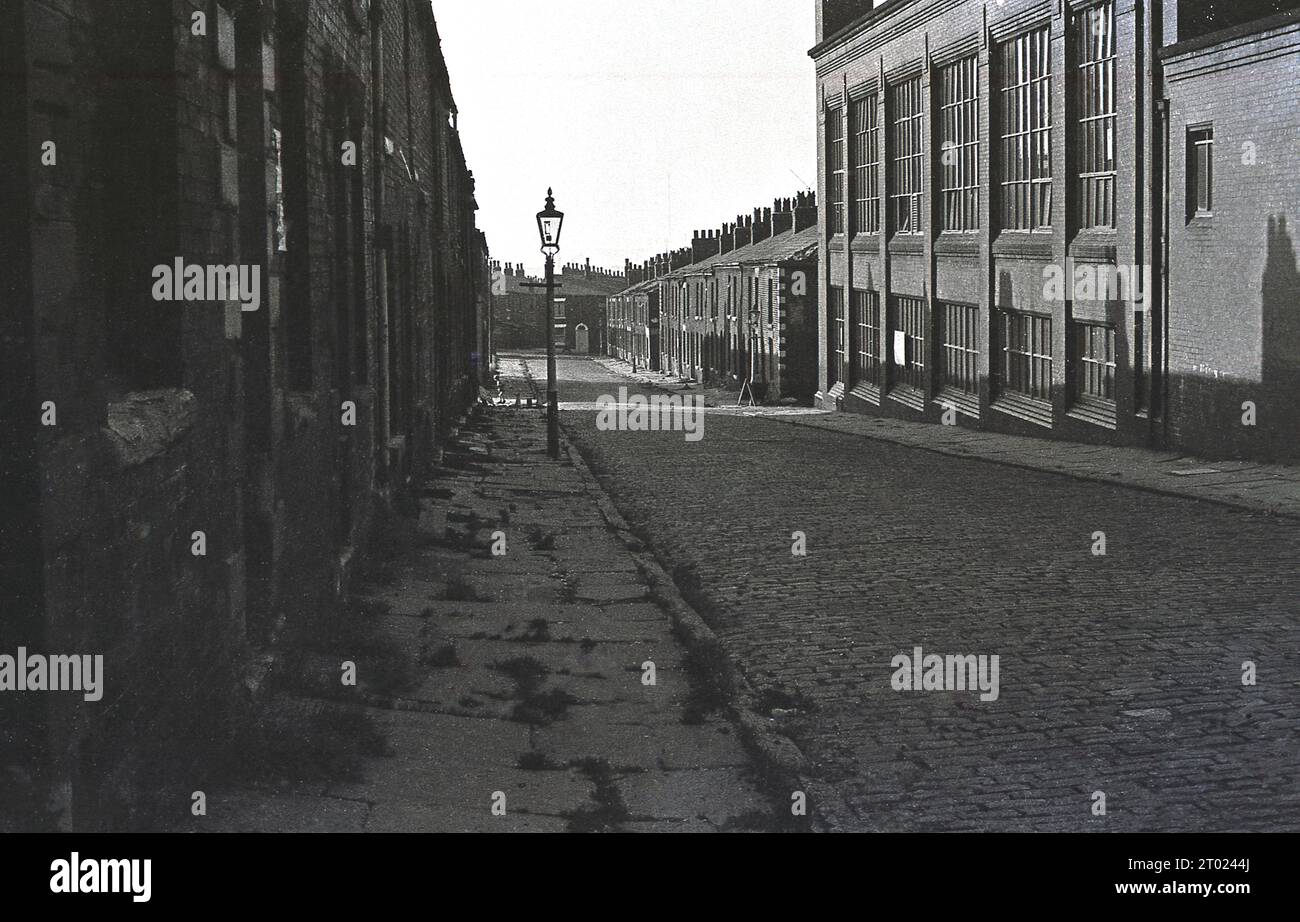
[432,0,818,276]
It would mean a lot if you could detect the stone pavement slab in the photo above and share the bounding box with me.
[193,390,779,833]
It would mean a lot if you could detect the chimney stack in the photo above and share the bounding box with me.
[772,197,794,235]
[692,228,722,264]
[733,215,753,251]
[794,190,819,232]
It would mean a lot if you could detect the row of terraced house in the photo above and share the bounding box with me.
[608,193,822,402]
[609,0,1300,459]
[2,0,492,830]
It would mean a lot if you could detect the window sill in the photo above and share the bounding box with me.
[887,384,926,412]
[990,393,1053,428]
[935,388,980,419]
[1067,397,1118,430]
[1068,231,1118,262]
[934,234,980,257]
[992,233,1054,259]
[888,235,926,256]
[849,381,881,405]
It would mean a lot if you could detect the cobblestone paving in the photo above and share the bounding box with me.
[547,354,1300,832]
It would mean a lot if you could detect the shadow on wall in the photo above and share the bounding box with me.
[1260,214,1300,460]
[1171,214,1300,462]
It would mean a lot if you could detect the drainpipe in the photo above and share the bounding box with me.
[371,2,391,474]
[1155,95,1170,443]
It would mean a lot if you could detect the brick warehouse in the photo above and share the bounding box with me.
[0,0,490,831]
[609,193,821,401]
[811,0,1299,460]
[491,259,626,354]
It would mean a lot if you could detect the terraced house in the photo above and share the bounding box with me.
[811,0,1300,460]
[609,194,821,401]
[1,0,491,830]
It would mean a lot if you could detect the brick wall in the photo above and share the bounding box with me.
[1162,15,1300,460]
[3,0,491,830]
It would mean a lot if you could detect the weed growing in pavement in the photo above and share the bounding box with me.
[491,656,549,692]
[679,637,735,725]
[356,496,433,585]
[517,751,562,772]
[444,572,482,602]
[512,687,578,726]
[419,640,460,669]
[491,656,577,726]
[528,526,558,551]
[670,563,723,627]
[719,806,807,834]
[518,618,551,643]
[563,758,630,833]
[280,596,416,699]
[224,699,389,786]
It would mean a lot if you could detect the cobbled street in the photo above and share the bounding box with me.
[537,353,1300,833]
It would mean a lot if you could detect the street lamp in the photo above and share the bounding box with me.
[536,188,564,459]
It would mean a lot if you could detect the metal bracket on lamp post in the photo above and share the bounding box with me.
[520,278,564,458]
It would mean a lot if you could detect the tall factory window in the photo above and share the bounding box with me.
[1000,26,1053,230]
[890,76,925,234]
[1075,1,1117,229]
[939,56,979,231]
[851,94,880,233]
[828,106,846,234]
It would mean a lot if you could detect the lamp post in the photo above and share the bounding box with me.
[536,188,564,460]
[738,307,760,407]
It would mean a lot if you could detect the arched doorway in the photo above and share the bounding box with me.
[574,323,590,355]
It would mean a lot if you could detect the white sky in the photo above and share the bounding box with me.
[432,0,819,276]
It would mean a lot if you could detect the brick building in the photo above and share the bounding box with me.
[610,194,821,401]
[491,259,626,354]
[607,270,660,371]
[1159,6,1300,459]
[811,0,1299,460]
[0,0,490,830]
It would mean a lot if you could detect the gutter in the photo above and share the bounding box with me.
[809,0,923,59]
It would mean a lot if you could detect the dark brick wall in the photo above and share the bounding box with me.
[4,0,490,830]
[14,0,252,830]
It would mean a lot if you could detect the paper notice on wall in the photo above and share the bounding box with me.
[893,330,908,367]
